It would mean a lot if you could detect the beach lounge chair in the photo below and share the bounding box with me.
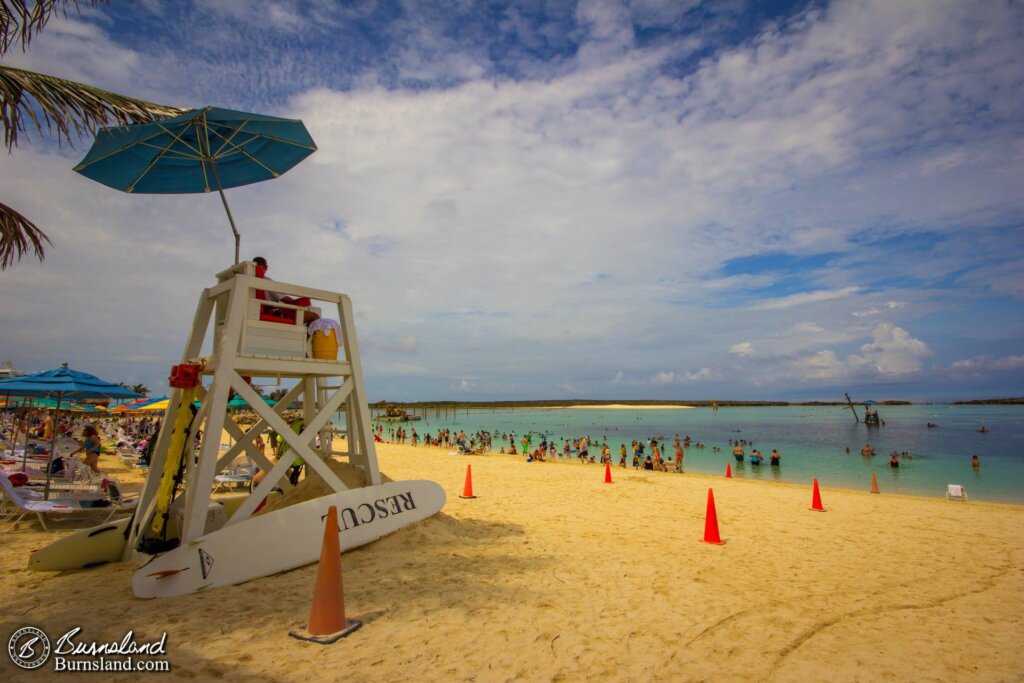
[213,463,256,492]
[946,484,968,501]
[0,474,127,530]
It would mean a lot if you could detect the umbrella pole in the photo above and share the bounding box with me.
[2,390,11,459]
[43,397,62,501]
[209,163,241,265]
[19,400,33,472]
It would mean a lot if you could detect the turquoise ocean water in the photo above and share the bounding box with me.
[356,405,1024,504]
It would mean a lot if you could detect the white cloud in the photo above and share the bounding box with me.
[792,323,931,381]
[652,371,676,386]
[377,335,418,354]
[951,355,1024,372]
[730,342,754,356]
[853,303,903,318]
[802,350,845,381]
[751,287,859,311]
[853,323,931,376]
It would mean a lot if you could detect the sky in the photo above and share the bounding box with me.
[1,0,1022,402]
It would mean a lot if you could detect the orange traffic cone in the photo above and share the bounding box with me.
[725,463,732,478]
[604,461,613,484]
[701,488,725,545]
[870,472,880,494]
[810,478,826,511]
[289,506,362,644]
[460,464,477,499]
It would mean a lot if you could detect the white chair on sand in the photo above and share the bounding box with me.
[946,484,968,501]
[0,474,131,530]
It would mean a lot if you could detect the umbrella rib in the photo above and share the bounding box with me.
[71,125,193,171]
[207,123,287,177]
[126,122,210,192]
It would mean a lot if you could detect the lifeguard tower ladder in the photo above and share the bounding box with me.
[124,262,381,559]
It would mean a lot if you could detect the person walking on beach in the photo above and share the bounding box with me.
[619,444,628,468]
[75,424,103,473]
[674,442,684,472]
[652,443,665,471]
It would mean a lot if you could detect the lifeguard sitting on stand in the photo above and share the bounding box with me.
[253,256,319,325]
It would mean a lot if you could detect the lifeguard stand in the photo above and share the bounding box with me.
[124,262,381,559]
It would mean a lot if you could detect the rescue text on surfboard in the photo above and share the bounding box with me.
[338,491,418,531]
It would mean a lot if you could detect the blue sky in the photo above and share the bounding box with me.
[1,0,1022,401]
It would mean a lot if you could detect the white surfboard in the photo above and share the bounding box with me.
[132,480,445,598]
[27,495,254,573]
[28,517,131,572]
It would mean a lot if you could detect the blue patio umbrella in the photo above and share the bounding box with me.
[0,364,141,499]
[73,106,317,264]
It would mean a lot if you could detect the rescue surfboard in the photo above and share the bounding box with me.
[132,479,445,598]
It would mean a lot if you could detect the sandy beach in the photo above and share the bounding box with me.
[562,404,694,410]
[3,441,1023,681]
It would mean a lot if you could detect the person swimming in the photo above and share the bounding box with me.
[889,452,900,468]
[769,449,781,466]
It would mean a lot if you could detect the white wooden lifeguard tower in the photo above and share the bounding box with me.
[122,263,444,598]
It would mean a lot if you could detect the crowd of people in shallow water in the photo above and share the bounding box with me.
[374,424,781,474]
[375,422,985,474]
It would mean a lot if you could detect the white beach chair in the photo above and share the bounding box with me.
[0,474,128,530]
[946,484,968,501]
[213,462,256,493]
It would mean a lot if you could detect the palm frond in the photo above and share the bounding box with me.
[1,64,185,150]
[1,1,106,55]
[0,199,51,267]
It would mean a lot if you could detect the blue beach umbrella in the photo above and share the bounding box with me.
[73,106,317,264]
[0,364,141,401]
[0,364,141,499]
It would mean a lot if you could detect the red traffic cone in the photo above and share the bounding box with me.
[725,463,732,478]
[870,472,880,494]
[701,488,725,545]
[289,506,362,644]
[460,464,477,499]
[810,478,826,511]
[604,461,613,484]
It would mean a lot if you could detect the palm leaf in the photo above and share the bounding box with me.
[1,1,105,55]
[0,198,51,267]
[1,1,185,269]
[0,65,185,151]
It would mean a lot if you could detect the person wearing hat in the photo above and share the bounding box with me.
[252,256,319,324]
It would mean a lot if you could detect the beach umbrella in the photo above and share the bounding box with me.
[118,396,168,412]
[112,397,154,412]
[73,106,317,264]
[136,398,170,412]
[227,394,276,410]
[0,364,141,499]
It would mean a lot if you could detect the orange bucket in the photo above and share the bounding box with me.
[311,330,339,360]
